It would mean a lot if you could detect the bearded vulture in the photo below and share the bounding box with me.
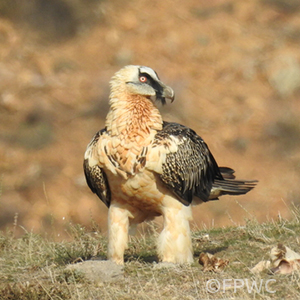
[84,65,257,264]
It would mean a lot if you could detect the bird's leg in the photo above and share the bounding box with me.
[157,204,193,264]
[107,203,130,265]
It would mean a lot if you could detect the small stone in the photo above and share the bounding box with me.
[65,260,124,283]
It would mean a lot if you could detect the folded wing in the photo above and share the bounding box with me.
[152,122,257,205]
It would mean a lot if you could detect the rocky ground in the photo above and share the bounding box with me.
[1,0,300,237]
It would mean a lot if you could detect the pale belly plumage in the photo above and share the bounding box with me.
[105,162,193,265]
[105,168,166,214]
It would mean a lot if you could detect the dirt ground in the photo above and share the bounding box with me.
[1,0,300,238]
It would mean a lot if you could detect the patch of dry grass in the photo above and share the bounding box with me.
[1,209,300,299]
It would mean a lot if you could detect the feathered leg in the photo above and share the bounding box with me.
[157,203,193,264]
[107,202,130,265]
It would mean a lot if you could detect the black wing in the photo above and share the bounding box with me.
[83,129,111,207]
[154,121,223,205]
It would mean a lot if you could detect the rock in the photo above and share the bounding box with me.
[65,260,124,283]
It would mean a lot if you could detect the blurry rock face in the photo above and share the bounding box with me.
[262,0,300,13]
[267,54,300,97]
[1,0,300,235]
[0,0,104,42]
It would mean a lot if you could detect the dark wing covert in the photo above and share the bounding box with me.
[83,128,111,207]
[154,121,223,205]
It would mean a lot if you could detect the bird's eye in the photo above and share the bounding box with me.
[139,76,147,83]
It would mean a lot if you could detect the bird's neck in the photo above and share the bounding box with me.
[105,93,163,140]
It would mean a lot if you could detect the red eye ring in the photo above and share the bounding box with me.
[139,76,147,83]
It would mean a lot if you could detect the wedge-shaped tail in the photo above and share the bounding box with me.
[209,167,257,200]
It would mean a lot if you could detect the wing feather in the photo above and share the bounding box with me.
[83,129,111,207]
[153,121,222,205]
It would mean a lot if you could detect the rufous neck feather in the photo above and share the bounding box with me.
[105,91,163,138]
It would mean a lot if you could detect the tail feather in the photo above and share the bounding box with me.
[218,167,236,179]
[209,167,258,200]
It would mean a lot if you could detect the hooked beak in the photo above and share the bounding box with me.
[156,81,175,105]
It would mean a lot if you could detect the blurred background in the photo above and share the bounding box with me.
[1,0,300,238]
